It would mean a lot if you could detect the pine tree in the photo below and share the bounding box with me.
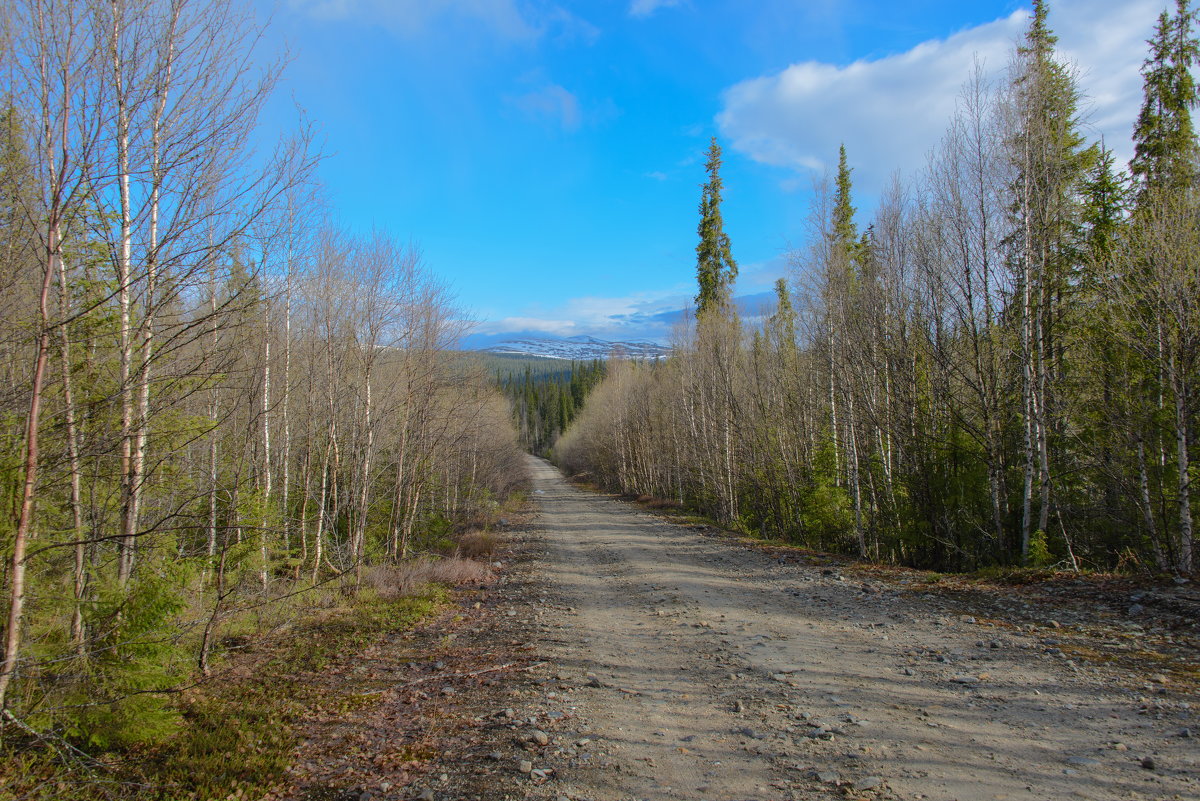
[695,137,737,315]
[1132,0,1199,198]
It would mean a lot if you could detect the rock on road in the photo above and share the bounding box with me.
[505,456,1196,801]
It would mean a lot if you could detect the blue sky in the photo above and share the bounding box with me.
[257,0,1164,345]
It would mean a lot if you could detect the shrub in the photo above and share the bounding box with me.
[365,558,493,598]
[455,530,498,558]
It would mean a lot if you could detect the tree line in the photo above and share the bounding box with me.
[0,0,523,746]
[498,359,607,456]
[557,0,1199,576]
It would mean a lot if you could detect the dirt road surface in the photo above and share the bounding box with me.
[456,456,1195,801]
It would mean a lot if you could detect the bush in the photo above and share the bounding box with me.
[455,530,498,558]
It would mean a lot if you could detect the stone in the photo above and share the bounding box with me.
[902,667,916,676]
[1128,603,1145,615]
[1140,756,1156,770]
[853,776,883,790]
[518,760,533,774]
[415,791,436,801]
[531,730,550,746]
[816,770,840,784]
[733,700,746,713]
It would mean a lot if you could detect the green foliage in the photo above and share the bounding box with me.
[3,586,446,801]
[695,137,738,315]
[1132,0,1199,196]
[500,359,606,455]
[60,565,194,749]
[832,144,859,256]
[1027,529,1054,567]
[799,477,854,550]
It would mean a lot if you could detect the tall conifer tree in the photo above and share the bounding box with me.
[695,138,737,315]
[832,144,858,255]
[1132,0,1199,197]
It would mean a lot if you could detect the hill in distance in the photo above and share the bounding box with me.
[473,334,670,361]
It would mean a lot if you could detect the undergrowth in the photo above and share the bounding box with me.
[0,585,447,801]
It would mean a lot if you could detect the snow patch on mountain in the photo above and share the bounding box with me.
[477,334,670,360]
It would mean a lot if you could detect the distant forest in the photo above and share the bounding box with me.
[490,356,607,456]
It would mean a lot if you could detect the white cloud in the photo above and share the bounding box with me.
[509,83,582,131]
[645,170,668,181]
[630,0,682,19]
[289,0,538,41]
[717,0,1161,193]
[476,287,695,342]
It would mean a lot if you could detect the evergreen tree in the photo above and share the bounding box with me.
[1081,145,1129,269]
[767,277,797,352]
[1007,0,1095,561]
[1132,0,1199,198]
[832,144,859,256]
[695,137,737,315]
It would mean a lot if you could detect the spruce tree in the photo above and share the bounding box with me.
[1132,0,1199,198]
[832,144,858,254]
[695,137,737,315]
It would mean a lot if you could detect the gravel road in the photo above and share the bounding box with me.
[497,456,1197,801]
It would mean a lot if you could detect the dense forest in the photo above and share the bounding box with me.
[558,0,1200,575]
[0,0,523,753]
[496,358,607,455]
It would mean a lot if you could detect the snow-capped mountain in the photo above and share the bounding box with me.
[476,334,670,361]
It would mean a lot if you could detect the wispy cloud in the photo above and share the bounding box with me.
[629,0,683,19]
[508,82,582,131]
[473,288,692,343]
[467,286,787,345]
[717,0,1160,195]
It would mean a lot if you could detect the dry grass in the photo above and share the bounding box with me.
[366,558,493,598]
[455,530,499,558]
[634,494,680,510]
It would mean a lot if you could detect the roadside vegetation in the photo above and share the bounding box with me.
[0,0,526,792]
[557,0,1200,577]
